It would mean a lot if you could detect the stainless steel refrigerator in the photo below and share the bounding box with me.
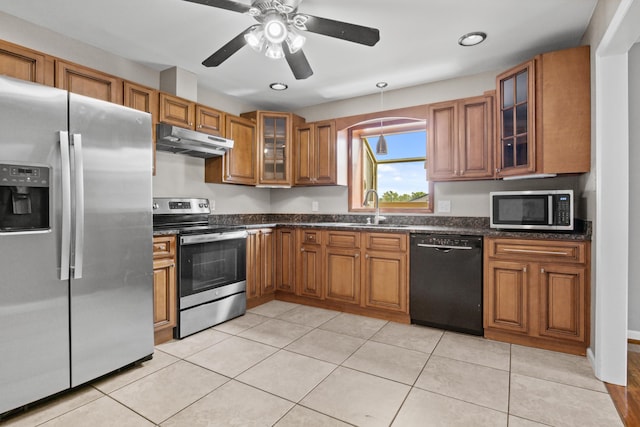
[0,76,154,415]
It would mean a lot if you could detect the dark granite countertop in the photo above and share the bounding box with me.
[153,214,591,241]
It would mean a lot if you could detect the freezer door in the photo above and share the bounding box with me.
[0,77,70,413]
[68,94,154,386]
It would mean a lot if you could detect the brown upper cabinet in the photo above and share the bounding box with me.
[294,120,337,185]
[242,111,305,186]
[124,81,159,174]
[55,59,123,104]
[195,104,225,136]
[428,93,494,181]
[205,114,257,185]
[0,39,54,86]
[158,93,226,136]
[158,93,195,129]
[495,45,590,177]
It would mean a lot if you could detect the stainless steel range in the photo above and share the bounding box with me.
[153,198,247,338]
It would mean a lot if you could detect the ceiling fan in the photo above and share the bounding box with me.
[183,0,381,80]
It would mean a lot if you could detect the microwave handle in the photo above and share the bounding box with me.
[548,195,554,225]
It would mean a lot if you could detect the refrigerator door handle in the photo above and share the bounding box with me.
[59,131,71,281]
[71,133,85,279]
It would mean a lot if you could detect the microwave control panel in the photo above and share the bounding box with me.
[554,194,572,226]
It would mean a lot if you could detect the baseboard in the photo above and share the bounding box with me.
[587,347,596,373]
[628,330,640,342]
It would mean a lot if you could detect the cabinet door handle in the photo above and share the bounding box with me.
[365,254,369,259]
[523,266,527,273]
[355,253,359,258]
[300,247,305,252]
[541,268,545,274]
[503,248,570,256]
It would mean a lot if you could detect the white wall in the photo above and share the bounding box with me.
[0,12,158,88]
[579,0,622,374]
[295,70,498,123]
[152,152,271,214]
[629,42,640,337]
[270,177,581,216]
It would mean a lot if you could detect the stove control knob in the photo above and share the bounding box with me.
[152,202,159,210]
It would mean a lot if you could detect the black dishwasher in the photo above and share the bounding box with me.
[410,234,483,335]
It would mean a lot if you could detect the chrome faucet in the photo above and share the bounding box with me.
[362,189,386,225]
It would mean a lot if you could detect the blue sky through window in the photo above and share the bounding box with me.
[366,131,428,197]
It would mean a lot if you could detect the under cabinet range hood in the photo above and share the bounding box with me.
[156,123,234,158]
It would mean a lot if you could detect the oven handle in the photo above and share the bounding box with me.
[180,230,248,245]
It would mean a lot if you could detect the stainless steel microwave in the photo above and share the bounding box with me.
[490,190,574,231]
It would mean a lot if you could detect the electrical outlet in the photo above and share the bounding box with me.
[437,200,451,213]
[311,201,319,212]
[210,200,215,211]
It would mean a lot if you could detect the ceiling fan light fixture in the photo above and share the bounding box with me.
[263,15,288,44]
[285,28,306,53]
[458,31,487,47]
[265,42,285,59]
[245,27,265,52]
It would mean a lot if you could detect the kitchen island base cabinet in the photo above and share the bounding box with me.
[153,235,177,345]
[484,237,590,355]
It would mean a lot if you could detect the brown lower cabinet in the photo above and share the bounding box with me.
[275,228,296,293]
[246,228,275,308]
[152,235,177,345]
[483,237,590,355]
[276,228,409,322]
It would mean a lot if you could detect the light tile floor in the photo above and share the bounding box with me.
[2,301,623,427]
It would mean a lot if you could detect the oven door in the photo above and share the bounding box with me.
[179,230,247,303]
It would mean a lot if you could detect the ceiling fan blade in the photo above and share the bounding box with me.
[202,27,253,67]
[284,45,313,80]
[183,0,251,14]
[300,15,380,46]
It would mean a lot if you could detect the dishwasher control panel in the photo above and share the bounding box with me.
[412,234,482,249]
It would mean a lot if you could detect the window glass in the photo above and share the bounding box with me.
[355,126,431,210]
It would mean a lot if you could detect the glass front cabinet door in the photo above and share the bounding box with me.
[260,113,290,184]
[496,60,536,177]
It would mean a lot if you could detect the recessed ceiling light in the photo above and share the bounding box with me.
[269,82,288,91]
[458,32,487,47]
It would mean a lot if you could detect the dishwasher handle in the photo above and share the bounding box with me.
[416,243,475,250]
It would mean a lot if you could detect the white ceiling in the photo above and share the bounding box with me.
[0,0,598,111]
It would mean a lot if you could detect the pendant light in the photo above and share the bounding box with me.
[376,82,388,155]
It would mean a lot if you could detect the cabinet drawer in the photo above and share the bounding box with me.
[326,231,360,248]
[364,233,407,252]
[300,230,322,245]
[487,238,586,264]
[153,235,176,259]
